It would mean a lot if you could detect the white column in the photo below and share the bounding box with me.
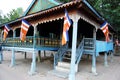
[69,15,79,80]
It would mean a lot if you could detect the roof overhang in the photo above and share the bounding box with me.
[0,0,114,32]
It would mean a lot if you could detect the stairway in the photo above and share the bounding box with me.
[50,61,78,78]
[83,38,95,55]
[50,38,95,78]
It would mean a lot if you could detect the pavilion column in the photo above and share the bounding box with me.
[0,31,4,63]
[92,27,97,75]
[0,44,3,64]
[37,50,41,62]
[10,30,16,67]
[104,52,108,67]
[69,14,79,80]
[29,25,37,75]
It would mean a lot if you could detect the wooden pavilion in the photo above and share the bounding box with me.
[0,0,115,80]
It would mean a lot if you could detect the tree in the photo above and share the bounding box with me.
[0,10,5,24]
[0,7,23,24]
[58,0,120,38]
[88,0,120,38]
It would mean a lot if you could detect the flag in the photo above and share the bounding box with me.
[100,22,110,42]
[62,9,72,45]
[20,19,30,41]
[3,24,11,40]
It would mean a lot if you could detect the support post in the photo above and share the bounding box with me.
[0,46,3,64]
[29,50,37,75]
[69,15,79,80]
[92,27,97,75]
[10,48,15,67]
[37,50,41,62]
[24,52,27,59]
[29,25,37,75]
[104,52,108,67]
[44,51,46,57]
[110,51,113,63]
[10,30,16,67]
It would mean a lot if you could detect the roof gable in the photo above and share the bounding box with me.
[23,0,60,16]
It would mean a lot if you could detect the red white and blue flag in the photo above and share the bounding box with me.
[3,24,11,40]
[20,19,30,41]
[100,22,110,42]
[62,9,72,45]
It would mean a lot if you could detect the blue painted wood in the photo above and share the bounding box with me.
[76,38,84,64]
[104,52,108,67]
[29,27,37,75]
[69,18,78,80]
[92,52,97,74]
[2,36,60,51]
[10,48,15,67]
[96,40,113,56]
[29,50,37,75]
[0,45,3,63]
[0,52,3,63]
[10,31,16,67]
[92,28,97,75]
[83,38,95,55]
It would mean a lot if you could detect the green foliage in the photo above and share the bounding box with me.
[88,0,120,37]
[59,0,120,38]
[0,7,23,24]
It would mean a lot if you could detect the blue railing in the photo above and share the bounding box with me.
[2,36,60,48]
[96,40,113,55]
[76,38,84,64]
[54,43,68,67]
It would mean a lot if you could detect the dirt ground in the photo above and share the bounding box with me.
[0,51,120,80]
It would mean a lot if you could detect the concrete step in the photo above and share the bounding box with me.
[48,70,69,78]
[58,62,70,68]
[63,56,71,60]
[57,62,78,72]
[55,66,70,73]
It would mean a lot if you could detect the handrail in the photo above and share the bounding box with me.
[54,42,68,66]
[76,38,95,64]
[76,38,84,64]
[2,36,60,48]
[84,38,94,48]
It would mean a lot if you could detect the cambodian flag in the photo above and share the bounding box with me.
[3,24,11,40]
[20,19,30,41]
[62,9,72,45]
[100,22,110,42]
